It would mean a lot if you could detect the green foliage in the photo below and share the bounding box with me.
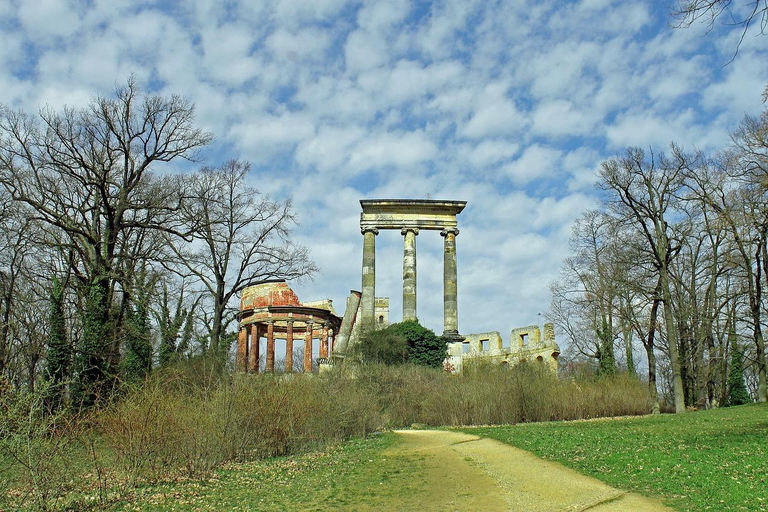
[45,276,70,409]
[355,327,409,365]
[157,283,186,367]
[726,344,751,406]
[123,268,155,383]
[71,280,112,409]
[596,319,616,376]
[390,320,447,368]
[355,321,447,368]
[176,307,196,358]
[463,403,768,512]
[101,434,409,511]
[122,302,153,384]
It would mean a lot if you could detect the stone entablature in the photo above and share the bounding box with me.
[446,323,560,373]
[360,199,466,231]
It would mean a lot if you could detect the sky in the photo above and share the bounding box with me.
[1,0,767,355]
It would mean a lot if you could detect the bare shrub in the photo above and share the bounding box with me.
[0,382,83,510]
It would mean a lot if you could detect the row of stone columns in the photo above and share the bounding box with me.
[360,226,460,338]
[238,320,332,373]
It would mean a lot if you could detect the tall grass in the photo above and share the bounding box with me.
[1,359,651,509]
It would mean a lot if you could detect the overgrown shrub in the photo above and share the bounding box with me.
[1,358,653,508]
[356,321,448,368]
[0,381,83,510]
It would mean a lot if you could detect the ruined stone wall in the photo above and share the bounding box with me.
[302,299,338,316]
[446,323,560,373]
[348,296,390,347]
[241,280,302,310]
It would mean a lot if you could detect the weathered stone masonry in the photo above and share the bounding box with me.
[446,323,560,373]
[236,280,342,373]
[358,199,466,341]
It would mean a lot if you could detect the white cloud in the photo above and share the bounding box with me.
[3,0,765,342]
[267,27,332,63]
[460,82,528,139]
[502,144,563,185]
[532,99,598,138]
[18,0,80,40]
[347,131,438,172]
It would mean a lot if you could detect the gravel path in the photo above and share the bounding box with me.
[387,430,672,511]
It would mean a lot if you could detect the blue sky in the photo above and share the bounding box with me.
[1,0,766,353]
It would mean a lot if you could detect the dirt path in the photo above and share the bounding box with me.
[385,430,672,512]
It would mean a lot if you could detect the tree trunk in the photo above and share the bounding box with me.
[661,267,686,413]
[647,295,661,414]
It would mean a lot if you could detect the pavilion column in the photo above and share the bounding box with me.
[248,323,260,373]
[319,323,329,358]
[285,320,294,373]
[441,228,460,339]
[361,228,378,332]
[266,321,275,372]
[304,322,314,372]
[236,326,247,372]
[401,227,419,321]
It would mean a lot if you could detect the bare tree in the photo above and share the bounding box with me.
[549,210,624,374]
[600,146,696,413]
[170,160,317,354]
[0,78,211,404]
[672,0,768,52]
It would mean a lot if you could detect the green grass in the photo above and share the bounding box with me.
[97,432,426,511]
[459,403,768,511]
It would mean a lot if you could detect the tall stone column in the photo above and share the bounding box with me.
[249,323,260,373]
[441,228,460,339]
[304,322,314,372]
[266,321,275,372]
[401,228,418,321]
[361,228,378,332]
[285,320,294,372]
[236,327,247,372]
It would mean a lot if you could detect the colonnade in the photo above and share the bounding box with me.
[236,319,334,373]
[359,224,461,340]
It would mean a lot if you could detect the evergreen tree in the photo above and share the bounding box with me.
[390,320,448,369]
[45,276,70,410]
[726,344,751,406]
[356,327,409,365]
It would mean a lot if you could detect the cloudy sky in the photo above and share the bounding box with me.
[2,0,766,347]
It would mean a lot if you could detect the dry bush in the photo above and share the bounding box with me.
[0,382,84,510]
[366,361,652,427]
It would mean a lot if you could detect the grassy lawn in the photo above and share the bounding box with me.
[460,403,768,511]
[100,432,427,511]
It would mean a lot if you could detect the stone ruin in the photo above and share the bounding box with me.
[236,280,343,373]
[445,323,560,373]
[236,199,560,374]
